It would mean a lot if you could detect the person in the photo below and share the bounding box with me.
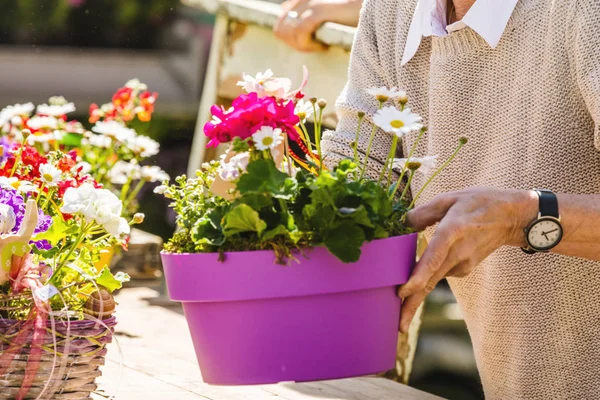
[274,0,363,52]
[321,0,600,398]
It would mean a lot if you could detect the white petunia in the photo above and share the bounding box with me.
[92,121,136,142]
[373,106,423,137]
[39,163,62,187]
[217,152,250,182]
[126,135,160,158]
[252,126,284,151]
[366,87,405,102]
[87,134,113,148]
[141,166,169,182]
[26,116,59,131]
[0,103,35,126]
[60,183,130,237]
[36,102,76,116]
[109,161,141,185]
[0,204,16,234]
[74,161,92,175]
[393,155,438,175]
[294,99,314,122]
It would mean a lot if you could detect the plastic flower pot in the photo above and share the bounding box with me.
[161,233,417,385]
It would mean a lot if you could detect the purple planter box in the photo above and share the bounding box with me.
[161,233,417,385]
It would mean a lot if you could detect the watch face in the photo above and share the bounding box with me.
[527,218,563,251]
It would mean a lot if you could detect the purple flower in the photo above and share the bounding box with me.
[0,187,52,242]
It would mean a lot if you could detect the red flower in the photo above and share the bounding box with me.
[112,87,133,110]
[57,156,76,173]
[89,103,102,124]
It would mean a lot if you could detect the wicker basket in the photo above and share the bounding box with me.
[0,317,117,400]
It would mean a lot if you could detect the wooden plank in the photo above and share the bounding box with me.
[182,0,356,50]
[91,287,444,399]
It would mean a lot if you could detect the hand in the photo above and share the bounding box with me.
[274,0,363,52]
[397,187,538,333]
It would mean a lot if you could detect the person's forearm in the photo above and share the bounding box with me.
[511,191,600,261]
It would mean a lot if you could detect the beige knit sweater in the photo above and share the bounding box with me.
[322,0,600,398]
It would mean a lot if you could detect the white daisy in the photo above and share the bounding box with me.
[39,163,62,187]
[393,155,438,175]
[36,102,76,116]
[373,106,423,137]
[294,99,314,122]
[0,103,35,126]
[109,161,141,185]
[92,121,136,142]
[252,126,284,151]
[140,166,170,182]
[366,87,404,102]
[26,116,59,131]
[126,135,160,158]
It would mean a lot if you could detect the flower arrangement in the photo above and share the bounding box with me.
[0,80,166,398]
[160,69,466,263]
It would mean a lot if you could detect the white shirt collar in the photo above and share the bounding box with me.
[401,0,519,66]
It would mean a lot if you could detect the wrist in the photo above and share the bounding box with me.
[508,189,538,247]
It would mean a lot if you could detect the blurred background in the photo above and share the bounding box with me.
[0,0,483,398]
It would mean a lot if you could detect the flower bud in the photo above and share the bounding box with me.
[459,137,468,145]
[21,129,31,139]
[132,213,145,224]
[357,111,366,119]
[297,111,307,120]
[398,92,408,106]
[406,161,422,171]
[317,99,327,109]
[309,97,318,104]
[153,185,168,195]
[350,141,357,150]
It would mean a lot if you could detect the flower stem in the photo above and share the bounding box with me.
[299,121,313,155]
[399,170,415,202]
[36,183,46,203]
[52,223,91,280]
[126,180,145,205]
[408,139,467,209]
[379,135,398,183]
[389,127,426,200]
[359,101,384,181]
[353,114,365,165]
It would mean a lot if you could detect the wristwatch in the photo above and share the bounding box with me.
[521,189,563,254]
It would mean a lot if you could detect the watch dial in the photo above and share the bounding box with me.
[527,219,562,250]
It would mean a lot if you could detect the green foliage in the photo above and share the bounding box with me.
[96,267,130,292]
[163,155,411,264]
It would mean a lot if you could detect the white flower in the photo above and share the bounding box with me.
[60,183,130,237]
[74,161,92,175]
[109,161,141,185]
[280,159,298,177]
[16,182,38,194]
[393,155,438,175]
[36,102,76,117]
[0,103,35,126]
[126,135,160,158]
[0,177,37,193]
[87,134,113,148]
[217,152,250,182]
[92,121,136,142]
[366,87,404,102]
[141,166,169,182]
[39,163,62,187]
[125,78,148,91]
[294,99,314,122]
[252,126,284,151]
[237,69,292,100]
[0,204,16,235]
[27,133,56,145]
[26,116,59,131]
[373,106,423,137]
[153,185,168,195]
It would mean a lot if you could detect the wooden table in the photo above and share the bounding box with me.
[92,287,443,400]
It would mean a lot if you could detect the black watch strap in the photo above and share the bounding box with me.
[535,189,559,218]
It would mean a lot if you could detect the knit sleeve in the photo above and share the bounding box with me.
[573,1,600,151]
[320,0,398,179]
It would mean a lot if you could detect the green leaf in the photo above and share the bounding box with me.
[237,159,297,199]
[95,267,130,292]
[323,221,366,263]
[222,204,267,237]
[261,225,289,241]
[60,132,84,147]
[337,205,374,228]
[32,216,70,246]
[236,193,273,210]
[191,208,226,246]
